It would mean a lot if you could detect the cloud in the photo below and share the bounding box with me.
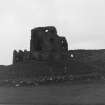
[0,0,104,64]
[71,39,105,49]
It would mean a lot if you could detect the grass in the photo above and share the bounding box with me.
[0,80,105,104]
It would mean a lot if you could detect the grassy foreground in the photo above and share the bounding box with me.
[0,80,105,104]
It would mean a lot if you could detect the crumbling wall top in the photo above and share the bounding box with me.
[31,26,57,35]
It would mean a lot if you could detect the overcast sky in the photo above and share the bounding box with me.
[0,0,104,65]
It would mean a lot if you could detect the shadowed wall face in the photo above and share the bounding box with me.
[30,26,67,53]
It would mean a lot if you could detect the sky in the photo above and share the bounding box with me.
[0,0,104,65]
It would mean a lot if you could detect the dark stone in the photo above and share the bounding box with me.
[13,26,68,64]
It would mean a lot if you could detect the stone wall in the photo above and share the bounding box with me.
[13,26,68,64]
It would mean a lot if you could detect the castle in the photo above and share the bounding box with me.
[13,26,68,64]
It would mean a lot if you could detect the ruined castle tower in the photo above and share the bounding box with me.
[30,26,57,52]
[13,26,68,64]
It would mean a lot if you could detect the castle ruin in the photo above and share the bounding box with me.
[13,26,68,64]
